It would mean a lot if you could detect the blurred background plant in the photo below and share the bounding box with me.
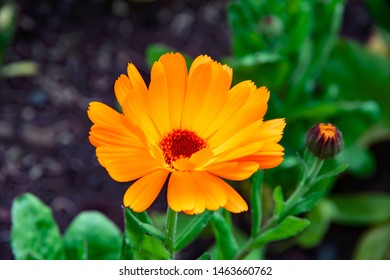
[0,0,38,78]
[1,0,390,260]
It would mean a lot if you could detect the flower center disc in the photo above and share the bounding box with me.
[159,129,207,167]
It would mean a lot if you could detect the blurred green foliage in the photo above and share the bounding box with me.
[146,0,390,259]
[11,193,122,260]
[0,0,38,78]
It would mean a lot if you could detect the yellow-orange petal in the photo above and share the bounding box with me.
[256,118,286,142]
[191,172,228,210]
[122,91,161,145]
[96,146,160,182]
[88,102,121,126]
[88,102,146,149]
[181,63,212,128]
[187,60,231,133]
[200,80,253,140]
[240,143,285,169]
[168,171,197,212]
[188,55,212,77]
[207,161,259,181]
[114,75,133,107]
[127,63,149,97]
[158,53,188,129]
[172,148,213,171]
[123,170,169,212]
[219,180,249,213]
[167,170,245,214]
[206,87,270,148]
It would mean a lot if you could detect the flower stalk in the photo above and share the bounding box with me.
[164,207,178,259]
[235,154,324,260]
[251,170,264,238]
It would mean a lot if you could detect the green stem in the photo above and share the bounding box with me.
[251,170,264,238]
[235,156,324,260]
[164,207,178,260]
[283,157,323,214]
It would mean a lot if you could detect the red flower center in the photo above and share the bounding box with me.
[159,129,207,167]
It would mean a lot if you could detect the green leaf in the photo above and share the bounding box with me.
[227,0,266,57]
[252,216,310,248]
[363,0,390,32]
[353,224,390,260]
[297,200,335,248]
[287,0,344,105]
[11,193,64,260]
[330,193,390,225]
[224,53,291,93]
[139,234,170,260]
[292,190,327,216]
[336,145,375,176]
[288,100,380,122]
[197,252,211,260]
[125,208,164,241]
[320,39,390,126]
[133,210,153,225]
[272,186,285,216]
[313,162,349,184]
[175,211,213,251]
[120,233,134,260]
[123,208,165,259]
[0,61,39,78]
[210,211,239,260]
[0,1,17,60]
[63,211,121,260]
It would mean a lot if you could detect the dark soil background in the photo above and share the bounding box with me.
[0,0,386,260]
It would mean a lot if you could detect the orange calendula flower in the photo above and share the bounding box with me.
[88,53,285,214]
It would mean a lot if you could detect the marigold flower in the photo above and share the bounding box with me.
[88,53,285,214]
[306,123,344,159]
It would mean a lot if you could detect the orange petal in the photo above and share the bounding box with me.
[206,87,270,148]
[188,55,212,77]
[123,170,169,212]
[122,92,160,145]
[88,102,146,149]
[127,63,148,97]
[114,75,133,107]
[191,172,228,210]
[149,61,172,135]
[158,53,188,129]
[181,63,212,128]
[240,143,285,169]
[200,80,253,140]
[207,161,259,181]
[186,60,232,132]
[88,102,121,126]
[96,146,161,182]
[172,158,196,171]
[189,147,213,168]
[217,179,248,213]
[167,171,197,212]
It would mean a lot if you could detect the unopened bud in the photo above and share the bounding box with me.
[258,15,284,37]
[306,123,344,159]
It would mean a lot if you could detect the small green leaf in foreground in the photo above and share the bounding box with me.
[11,193,64,260]
[63,211,121,260]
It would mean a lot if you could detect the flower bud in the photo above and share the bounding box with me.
[306,123,344,159]
[258,15,284,37]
